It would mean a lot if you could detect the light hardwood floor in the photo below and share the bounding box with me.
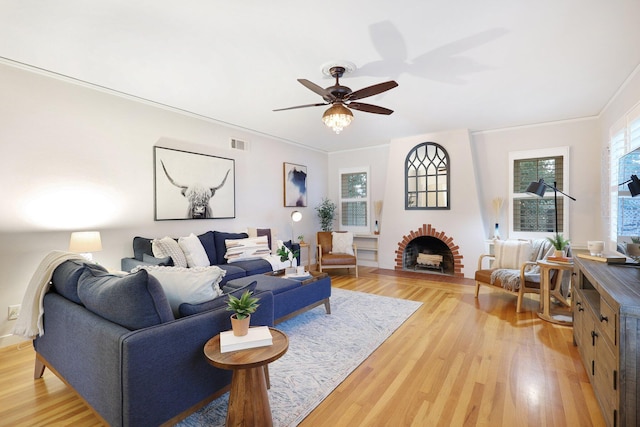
[0,267,605,426]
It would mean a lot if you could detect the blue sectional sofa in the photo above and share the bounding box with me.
[33,257,331,426]
[120,231,300,285]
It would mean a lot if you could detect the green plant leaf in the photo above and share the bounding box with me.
[226,290,260,319]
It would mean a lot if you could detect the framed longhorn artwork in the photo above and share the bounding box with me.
[154,146,235,220]
[283,162,307,207]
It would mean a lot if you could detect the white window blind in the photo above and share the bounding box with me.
[339,167,370,233]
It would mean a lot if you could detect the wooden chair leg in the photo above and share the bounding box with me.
[323,298,331,314]
[474,281,480,298]
[516,291,524,313]
[34,356,45,379]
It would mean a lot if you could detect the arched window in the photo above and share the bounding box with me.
[405,142,450,210]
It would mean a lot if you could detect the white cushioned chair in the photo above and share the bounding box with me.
[474,239,566,313]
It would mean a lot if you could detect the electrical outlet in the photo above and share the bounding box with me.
[8,304,20,320]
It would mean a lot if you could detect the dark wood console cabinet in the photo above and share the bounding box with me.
[573,255,640,427]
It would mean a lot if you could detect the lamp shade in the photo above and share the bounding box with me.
[291,211,303,222]
[322,104,353,134]
[69,231,102,253]
[525,179,546,197]
[629,175,640,197]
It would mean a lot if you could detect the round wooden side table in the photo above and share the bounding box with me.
[536,260,573,325]
[203,327,288,427]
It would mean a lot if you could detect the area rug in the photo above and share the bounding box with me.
[177,288,422,426]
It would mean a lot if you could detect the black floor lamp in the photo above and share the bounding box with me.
[525,179,576,233]
[619,174,640,197]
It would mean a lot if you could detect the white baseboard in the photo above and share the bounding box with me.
[0,334,29,350]
[357,260,378,267]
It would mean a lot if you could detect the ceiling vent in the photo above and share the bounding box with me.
[230,138,249,151]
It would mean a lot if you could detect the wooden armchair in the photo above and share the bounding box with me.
[474,239,566,313]
[316,231,358,277]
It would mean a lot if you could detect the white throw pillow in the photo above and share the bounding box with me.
[332,231,354,255]
[132,265,225,316]
[152,237,188,268]
[493,240,533,269]
[225,236,271,263]
[178,233,210,268]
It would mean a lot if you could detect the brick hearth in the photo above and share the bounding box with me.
[394,223,464,278]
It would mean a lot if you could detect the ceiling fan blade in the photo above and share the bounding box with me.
[346,81,398,101]
[348,102,394,115]
[273,102,327,112]
[297,79,336,102]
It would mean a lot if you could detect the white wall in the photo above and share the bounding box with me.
[378,130,486,277]
[0,63,328,346]
[471,118,602,246]
[327,144,389,230]
[327,122,603,277]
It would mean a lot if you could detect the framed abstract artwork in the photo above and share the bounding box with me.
[283,162,307,207]
[154,146,235,220]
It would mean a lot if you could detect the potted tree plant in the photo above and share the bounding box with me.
[316,198,337,231]
[226,290,260,336]
[547,233,570,257]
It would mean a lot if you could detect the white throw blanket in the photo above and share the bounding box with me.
[12,251,84,339]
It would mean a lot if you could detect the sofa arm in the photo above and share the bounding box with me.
[120,292,274,426]
[34,293,133,427]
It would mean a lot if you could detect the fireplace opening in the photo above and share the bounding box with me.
[403,236,454,275]
[395,224,464,277]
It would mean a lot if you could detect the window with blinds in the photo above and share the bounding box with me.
[339,167,370,233]
[609,101,640,242]
[512,156,564,232]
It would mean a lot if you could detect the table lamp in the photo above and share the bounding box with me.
[69,231,103,261]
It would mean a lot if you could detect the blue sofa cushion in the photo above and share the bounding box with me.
[197,231,217,265]
[231,258,273,276]
[213,231,248,265]
[218,264,247,285]
[179,280,257,317]
[77,268,174,330]
[227,275,300,296]
[52,260,108,304]
[133,236,154,261]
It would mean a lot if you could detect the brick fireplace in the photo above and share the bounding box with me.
[394,223,464,278]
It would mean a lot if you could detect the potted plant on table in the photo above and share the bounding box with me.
[276,240,300,275]
[547,233,570,257]
[226,290,260,336]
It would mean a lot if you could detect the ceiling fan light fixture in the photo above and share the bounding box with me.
[322,104,353,134]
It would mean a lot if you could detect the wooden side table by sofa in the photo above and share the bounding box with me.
[536,260,573,325]
[299,242,311,271]
[203,328,288,427]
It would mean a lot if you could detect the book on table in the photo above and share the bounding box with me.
[547,256,573,265]
[576,253,627,264]
[285,272,312,281]
[220,326,273,353]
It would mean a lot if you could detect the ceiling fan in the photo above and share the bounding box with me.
[274,66,398,133]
